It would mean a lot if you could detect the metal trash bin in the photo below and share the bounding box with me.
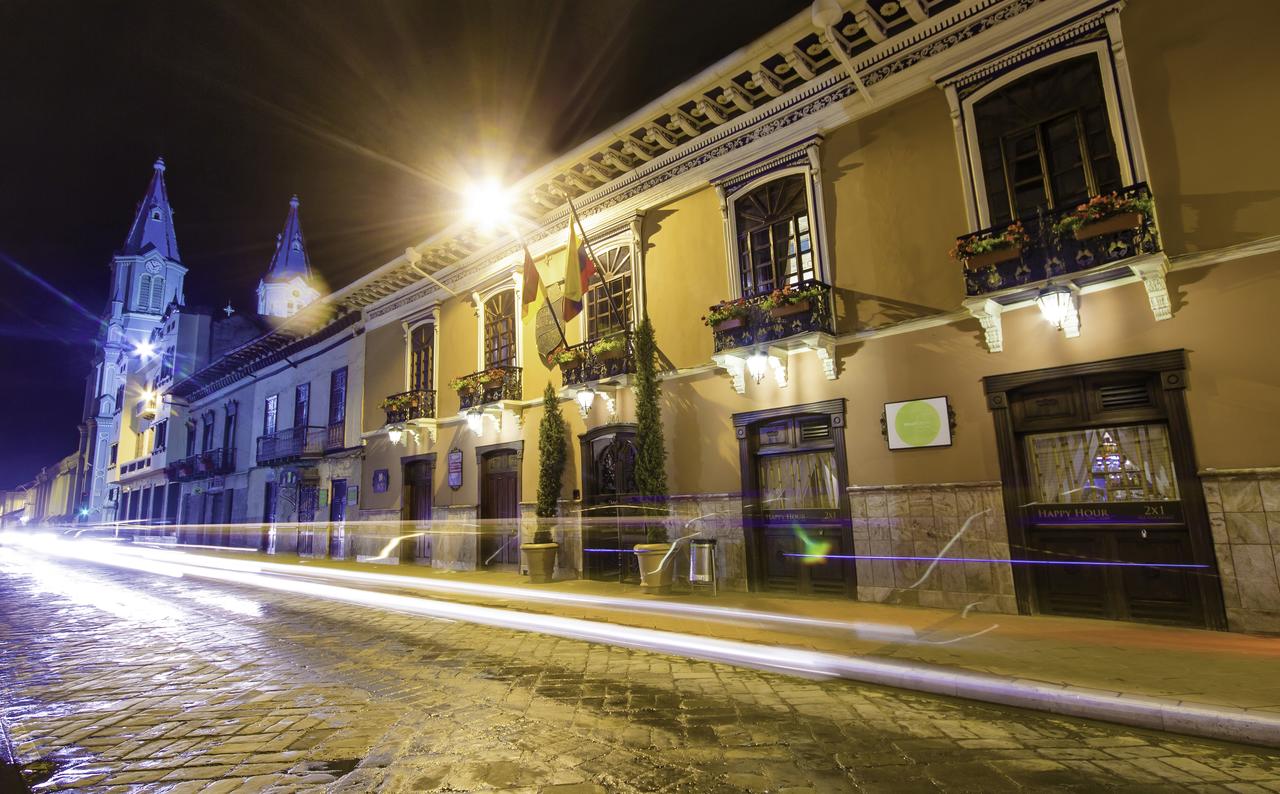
[689,537,718,595]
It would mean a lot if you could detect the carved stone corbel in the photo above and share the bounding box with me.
[1130,255,1173,321]
[964,297,1004,353]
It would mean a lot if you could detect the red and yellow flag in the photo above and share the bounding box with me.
[520,244,540,319]
[562,211,596,322]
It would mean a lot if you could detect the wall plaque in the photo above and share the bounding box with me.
[883,396,954,450]
[448,447,464,490]
[372,469,389,493]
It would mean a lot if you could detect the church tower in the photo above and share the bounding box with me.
[76,157,188,521]
[257,195,320,320]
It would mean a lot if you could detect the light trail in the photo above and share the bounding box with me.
[783,553,1210,568]
[9,531,1280,748]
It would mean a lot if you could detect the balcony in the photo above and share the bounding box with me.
[381,389,436,424]
[708,280,835,354]
[454,366,522,411]
[166,448,235,482]
[958,183,1161,299]
[256,426,325,466]
[706,281,837,393]
[558,333,634,388]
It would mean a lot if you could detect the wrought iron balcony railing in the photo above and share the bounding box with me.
[256,426,325,466]
[381,389,436,424]
[709,279,835,354]
[165,448,235,482]
[456,366,522,411]
[559,332,634,388]
[325,421,346,452]
[958,183,1160,297]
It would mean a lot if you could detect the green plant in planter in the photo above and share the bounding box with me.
[535,381,566,544]
[701,298,750,327]
[760,284,825,311]
[590,335,625,356]
[1052,192,1154,237]
[632,317,669,543]
[550,347,582,366]
[950,220,1029,261]
[449,375,478,392]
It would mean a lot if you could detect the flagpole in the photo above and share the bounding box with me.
[518,232,569,352]
[567,197,629,334]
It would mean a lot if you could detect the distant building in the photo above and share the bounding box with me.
[257,196,321,320]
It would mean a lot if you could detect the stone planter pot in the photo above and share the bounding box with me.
[1074,211,1144,240]
[522,542,558,584]
[635,542,675,594]
[769,298,812,318]
[713,316,746,332]
[963,245,1022,270]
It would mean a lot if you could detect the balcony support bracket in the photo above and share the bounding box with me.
[1130,254,1172,322]
[963,297,1004,353]
[711,353,747,394]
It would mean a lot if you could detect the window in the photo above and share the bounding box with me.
[410,324,434,392]
[159,347,174,381]
[263,395,278,436]
[153,420,167,452]
[109,443,118,467]
[150,276,164,312]
[483,291,516,368]
[222,409,236,453]
[202,413,216,451]
[328,368,347,425]
[138,275,152,311]
[185,420,196,456]
[973,55,1122,225]
[1024,424,1178,505]
[114,385,124,414]
[586,247,633,340]
[294,383,310,427]
[734,174,815,297]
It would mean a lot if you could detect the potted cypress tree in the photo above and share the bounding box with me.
[631,317,674,593]
[523,381,565,583]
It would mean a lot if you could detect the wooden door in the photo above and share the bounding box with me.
[403,460,433,562]
[986,355,1222,628]
[580,426,642,583]
[479,450,519,568]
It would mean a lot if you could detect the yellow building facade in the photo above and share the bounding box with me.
[154,0,1280,634]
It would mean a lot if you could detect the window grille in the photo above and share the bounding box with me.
[484,291,516,368]
[734,174,815,297]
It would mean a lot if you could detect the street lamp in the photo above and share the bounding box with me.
[746,351,770,384]
[133,340,156,359]
[576,388,595,416]
[386,426,404,445]
[463,179,513,233]
[1036,284,1080,337]
[466,410,485,436]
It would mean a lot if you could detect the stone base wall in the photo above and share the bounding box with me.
[1202,468,1280,634]
[848,482,1017,614]
[668,492,747,592]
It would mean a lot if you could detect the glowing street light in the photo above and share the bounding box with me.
[465,410,485,436]
[463,179,513,233]
[386,426,404,445]
[133,340,156,359]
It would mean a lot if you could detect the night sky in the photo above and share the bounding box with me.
[0,0,809,488]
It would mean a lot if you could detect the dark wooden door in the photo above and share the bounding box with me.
[328,479,347,558]
[403,460,433,562]
[580,426,643,583]
[744,413,853,596]
[986,357,1220,628]
[479,450,519,568]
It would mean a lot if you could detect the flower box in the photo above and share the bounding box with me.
[1074,212,1144,240]
[964,245,1022,270]
[714,317,746,332]
[597,347,626,361]
[769,298,812,318]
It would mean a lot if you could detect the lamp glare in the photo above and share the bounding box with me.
[464,180,513,231]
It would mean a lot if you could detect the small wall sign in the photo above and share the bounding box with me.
[372,469,390,493]
[447,447,464,490]
[883,396,954,450]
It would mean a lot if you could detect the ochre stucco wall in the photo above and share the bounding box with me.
[821,89,970,329]
[362,322,404,435]
[1123,0,1280,254]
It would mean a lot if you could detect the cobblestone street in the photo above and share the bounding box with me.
[3,551,1280,793]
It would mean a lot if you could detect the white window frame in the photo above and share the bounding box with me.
[717,145,831,300]
[949,21,1149,230]
[402,306,441,393]
[576,230,639,341]
[472,275,522,372]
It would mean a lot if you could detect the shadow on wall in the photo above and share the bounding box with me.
[837,289,947,334]
[1174,191,1280,252]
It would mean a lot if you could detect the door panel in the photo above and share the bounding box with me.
[480,452,519,568]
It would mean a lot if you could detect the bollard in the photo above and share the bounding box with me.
[689,537,718,595]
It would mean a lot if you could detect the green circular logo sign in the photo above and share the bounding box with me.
[895,401,942,447]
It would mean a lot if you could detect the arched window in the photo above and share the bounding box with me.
[734,174,814,297]
[137,275,152,311]
[586,247,632,340]
[973,55,1122,225]
[410,324,434,391]
[484,291,516,368]
[150,276,165,312]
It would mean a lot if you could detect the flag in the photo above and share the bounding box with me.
[562,207,596,322]
[520,244,540,319]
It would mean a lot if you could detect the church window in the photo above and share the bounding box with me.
[150,276,165,312]
[483,291,516,368]
[137,275,152,311]
[733,174,816,298]
[150,206,162,221]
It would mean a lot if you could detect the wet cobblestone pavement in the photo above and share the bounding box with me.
[3,552,1280,792]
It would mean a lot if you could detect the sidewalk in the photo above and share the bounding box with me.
[170,544,1280,746]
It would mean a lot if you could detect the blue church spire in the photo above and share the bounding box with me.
[264,194,313,282]
[121,157,180,261]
